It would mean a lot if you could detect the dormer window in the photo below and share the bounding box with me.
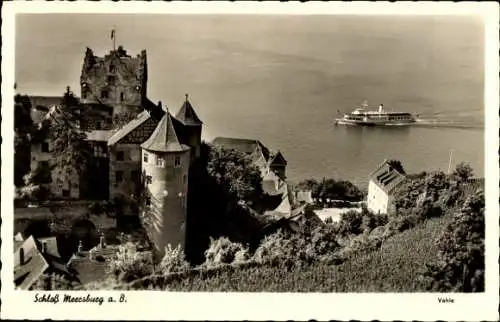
[109,65,116,73]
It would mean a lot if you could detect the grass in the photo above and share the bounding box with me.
[150,214,452,292]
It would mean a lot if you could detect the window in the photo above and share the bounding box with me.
[62,189,70,197]
[116,151,124,161]
[107,76,116,85]
[109,65,116,73]
[101,90,109,99]
[120,92,125,102]
[183,174,187,184]
[116,171,123,183]
[156,156,165,167]
[82,90,87,99]
[143,152,148,163]
[146,175,152,184]
[131,170,139,182]
[145,197,151,207]
[41,142,49,153]
[174,156,181,168]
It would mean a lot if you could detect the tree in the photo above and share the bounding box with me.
[206,145,263,209]
[48,87,92,181]
[18,164,52,202]
[421,190,485,292]
[453,162,474,182]
[14,94,35,187]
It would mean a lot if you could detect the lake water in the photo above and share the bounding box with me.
[16,15,485,187]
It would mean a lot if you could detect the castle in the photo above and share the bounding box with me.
[26,44,287,258]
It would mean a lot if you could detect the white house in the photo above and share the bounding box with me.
[367,160,406,214]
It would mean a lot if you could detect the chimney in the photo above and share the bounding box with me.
[19,248,25,265]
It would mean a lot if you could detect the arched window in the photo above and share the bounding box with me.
[109,65,116,73]
[120,92,124,102]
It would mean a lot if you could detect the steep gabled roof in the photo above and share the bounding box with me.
[14,235,72,290]
[270,151,287,166]
[141,111,190,153]
[369,160,406,194]
[175,94,203,126]
[212,137,271,160]
[107,110,151,146]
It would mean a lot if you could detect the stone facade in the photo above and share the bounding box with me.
[30,140,80,199]
[80,46,147,117]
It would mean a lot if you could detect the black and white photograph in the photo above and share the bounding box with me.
[2,2,499,321]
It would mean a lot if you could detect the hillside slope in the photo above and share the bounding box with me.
[157,215,452,292]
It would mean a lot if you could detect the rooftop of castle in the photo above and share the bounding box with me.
[175,94,203,126]
[141,111,190,153]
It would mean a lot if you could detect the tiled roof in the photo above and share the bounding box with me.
[269,151,287,165]
[369,160,406,194]
[14,235,73,290]
[141,111,190,153]
[212,137,270,160]
[175,95,203,126]
[107,110,151,146]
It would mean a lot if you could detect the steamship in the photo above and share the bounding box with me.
[334,101,418,126]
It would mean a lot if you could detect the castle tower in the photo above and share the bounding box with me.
[174,94,203,160]
[80,45,148,118]
[140,111,191,258]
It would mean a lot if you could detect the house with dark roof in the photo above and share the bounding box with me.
[212,137,287,180]
[367,159,407,214]
[14,234,76,290]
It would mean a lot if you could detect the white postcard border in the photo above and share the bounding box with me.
[1,2,499,321]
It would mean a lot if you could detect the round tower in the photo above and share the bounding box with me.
[140,111,190,259]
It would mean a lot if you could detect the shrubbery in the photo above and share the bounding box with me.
[421,190,485,292]
[158,244,190,274]
[107,243,153,283]
[203,237,250,267]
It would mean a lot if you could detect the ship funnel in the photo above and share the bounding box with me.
[378,104,384,113]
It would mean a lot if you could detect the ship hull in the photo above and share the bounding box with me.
[334,119,416,126]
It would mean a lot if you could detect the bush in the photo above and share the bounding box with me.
[204,237,250,267]
[253,230,296,264]
[421,191,485,292]
[452,162,474,182]
[107,243,153,283]
[158,244,190,275]
[337,210,364,236]
[360,210,389,233]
